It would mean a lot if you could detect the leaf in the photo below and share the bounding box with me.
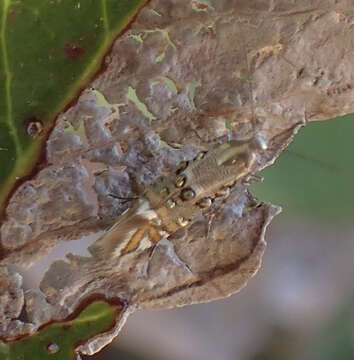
[1,299,125,360]
[0,0,148,213]
[1,0,354,357]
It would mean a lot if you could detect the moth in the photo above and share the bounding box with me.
[89,34,270,264]
[89,133,268,268]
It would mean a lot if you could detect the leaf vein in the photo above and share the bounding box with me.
[102,0,109,33]
[1,0,22,156]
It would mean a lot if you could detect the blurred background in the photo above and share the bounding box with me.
[87,115,354,360]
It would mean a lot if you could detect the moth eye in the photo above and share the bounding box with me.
[197,197,212,208]
[181,187,196,201]
[177,217,189,227]
[166,199,176,209]
[194,151,207,161]
[176,161,189,175]
[175,174,186,188]
[215,187,230,197]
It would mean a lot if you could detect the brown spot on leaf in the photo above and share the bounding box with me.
[8,10,19,19]
[191,1,208,10]
[24,117,44,138]
[63,43,86,61]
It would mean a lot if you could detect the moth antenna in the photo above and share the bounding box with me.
[108,194,139,202]
[239,20,258,138]
[48,134,123,165]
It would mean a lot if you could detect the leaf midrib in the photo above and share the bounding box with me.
[1,0,22,157]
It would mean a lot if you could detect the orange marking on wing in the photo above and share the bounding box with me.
[120,222,163,255]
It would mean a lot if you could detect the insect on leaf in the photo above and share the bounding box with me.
[1,0,354,357]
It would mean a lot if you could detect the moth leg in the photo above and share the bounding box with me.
[243,174,263,185]
[157,236,192,272]
[206,213,215,241]
[107,193,139,204]
[139,225,162,278]
[142,229,192,278]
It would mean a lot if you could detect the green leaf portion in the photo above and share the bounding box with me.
[188,81,201,109]
[127,86,157,121]
[1,300,123,360]
[251,114,354,221]
[0,341,9,358]
[160,76,178,94]
[224,118,232,132]
[0,0,148,212]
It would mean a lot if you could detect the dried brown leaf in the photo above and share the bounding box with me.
[1,0,354,354]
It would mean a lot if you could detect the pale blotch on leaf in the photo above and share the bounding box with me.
[153,76,178,94]
[155,52,165,63]
[127,86,157,121]
[143,28,176,50]
[91,88,124,114]
[129,33,144,44]
[64,119,88,142]
[188,81,201,109]
[91,89,125,126]
[149,9,162,17]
